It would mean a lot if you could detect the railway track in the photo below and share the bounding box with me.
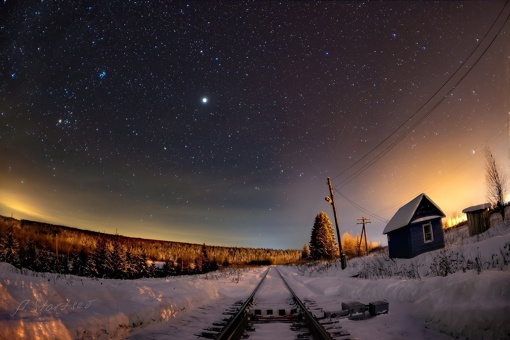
[196,267,350,340]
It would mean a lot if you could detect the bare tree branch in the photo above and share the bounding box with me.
[485,147,507,220]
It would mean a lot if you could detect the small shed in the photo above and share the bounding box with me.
[462,203,491,237]
[383,193,446,258]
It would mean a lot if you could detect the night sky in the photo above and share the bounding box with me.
[1,1,509,249]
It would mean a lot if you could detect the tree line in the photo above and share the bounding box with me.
[303,211,380,261]
[0,216,301,279]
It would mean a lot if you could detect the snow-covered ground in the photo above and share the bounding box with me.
[1,217,510,339]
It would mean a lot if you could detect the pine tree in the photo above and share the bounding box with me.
[162,259,175,276]
[110,235,126,279]
[20,238,37,271]
[72,248,89,277]
[56,253,71,274]
[37,244,52,273]
[91,236,113,278]
[196,243,212,273]
[124,248,137,279]
[309,212,338,260]
[136,252,150,277]
[1,224,20,267]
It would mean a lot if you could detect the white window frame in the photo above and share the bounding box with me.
[423,222,433,243]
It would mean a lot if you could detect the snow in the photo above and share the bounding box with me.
[248,322,295,340]
[383,193,445,234]
[462,203,491,213]
[1,218,510,339]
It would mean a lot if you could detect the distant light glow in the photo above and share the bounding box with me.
[202,97,208,103]
[446,214,468,228]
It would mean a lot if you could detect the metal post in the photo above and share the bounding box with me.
[326,177,347,269]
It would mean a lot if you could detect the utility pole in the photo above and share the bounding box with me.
[357,217,371,256]
[325,177,347,269]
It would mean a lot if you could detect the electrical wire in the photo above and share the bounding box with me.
[332,1,510,189]
[329,2,510,222]
[334,5,509,189]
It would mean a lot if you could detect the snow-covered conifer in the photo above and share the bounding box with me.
[20,238,37,270]
[309,212,338,260]
[110,235,126,279]
[0,224,20,267]
[91,236,113,278]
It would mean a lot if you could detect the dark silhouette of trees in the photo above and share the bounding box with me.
[72,248,89,276]
[161,259,176,277]
[20,238,37,270]
[1,224,20,267]
[124,248,138,279]
[90,236,113,278]
[37,245,53,273]
[110,234,126,279]
[195,243,218,273]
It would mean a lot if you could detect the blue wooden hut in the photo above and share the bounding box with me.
[383,193,446,258]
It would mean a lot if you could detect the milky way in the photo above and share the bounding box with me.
[1,1,509,249]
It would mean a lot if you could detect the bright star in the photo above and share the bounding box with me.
[202,97,208,103]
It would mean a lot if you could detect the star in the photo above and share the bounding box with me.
[0,0,505,251]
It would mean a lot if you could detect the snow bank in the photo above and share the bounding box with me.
[281,268,510,339]
[413,270,510,339]
[0,267,259,339]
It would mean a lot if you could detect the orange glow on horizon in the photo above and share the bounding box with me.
[0,190,41,220]
[446,214,467,228]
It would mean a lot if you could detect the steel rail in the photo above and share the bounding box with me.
[275,267,335,340]
[215,267,270,340]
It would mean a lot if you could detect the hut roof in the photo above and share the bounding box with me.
[383,193,445,234]
[462,203,491,213]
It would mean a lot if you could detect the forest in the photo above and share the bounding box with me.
[0,215,302,279]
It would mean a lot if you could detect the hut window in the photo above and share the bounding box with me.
[423,222,433,243]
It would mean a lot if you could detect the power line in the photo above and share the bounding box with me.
[337,8,510,189]
[335,190,388,223]
[340,128,505,224]
[327,3,510,223]
[335,129,504,224]
[332,1,510,189]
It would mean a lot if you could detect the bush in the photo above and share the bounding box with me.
[356,253,423,280]
[429,249,466,277]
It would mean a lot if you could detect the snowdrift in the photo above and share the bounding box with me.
[0,268,260,339]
